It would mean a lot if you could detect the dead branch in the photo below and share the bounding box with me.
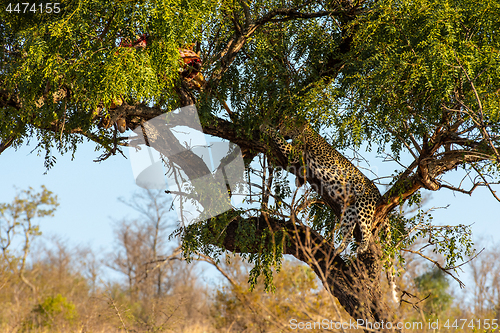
[401,248,465,288]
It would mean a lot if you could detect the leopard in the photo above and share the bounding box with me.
[261,121,400,303]
[260,122,384,255]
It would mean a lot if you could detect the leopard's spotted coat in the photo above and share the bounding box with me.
[261,123,383,254]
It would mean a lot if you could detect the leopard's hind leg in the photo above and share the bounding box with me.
[356,203,376,254]
[334,205,358,256]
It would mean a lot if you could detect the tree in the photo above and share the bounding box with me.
[414,268,453,320]
[109,190,180,300]
[468,241,500,320]
[1,0,499,325]
[0,186,59,295]
[108,189,211,332]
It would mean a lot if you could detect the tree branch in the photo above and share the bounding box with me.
[206,5,349,96]
[401,248,465,288]
[0,136,15,154]
[440,183,480,195]
[471,164,500,202]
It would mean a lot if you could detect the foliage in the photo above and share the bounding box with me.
[4,0,497,157]
[414,268,453,320]
[1,0,220,156]
[211,259,330,332]
[23,294,78,330]
[344,0,500,154]
[182,208,287,291]
[381,190,475,272]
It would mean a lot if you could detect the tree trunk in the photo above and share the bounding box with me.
[210,214,394,326]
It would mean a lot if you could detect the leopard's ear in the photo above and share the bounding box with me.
[278,118,307,138]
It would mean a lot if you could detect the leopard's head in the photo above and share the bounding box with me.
[278,116,308,139]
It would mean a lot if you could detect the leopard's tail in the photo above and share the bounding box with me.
[387,267,399,304]
[384,218,399,304]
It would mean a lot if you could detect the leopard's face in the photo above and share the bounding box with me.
[278,124,302,139]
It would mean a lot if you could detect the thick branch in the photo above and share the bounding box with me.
[376,145,494,223]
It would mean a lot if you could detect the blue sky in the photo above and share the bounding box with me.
[0,141,138,252]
